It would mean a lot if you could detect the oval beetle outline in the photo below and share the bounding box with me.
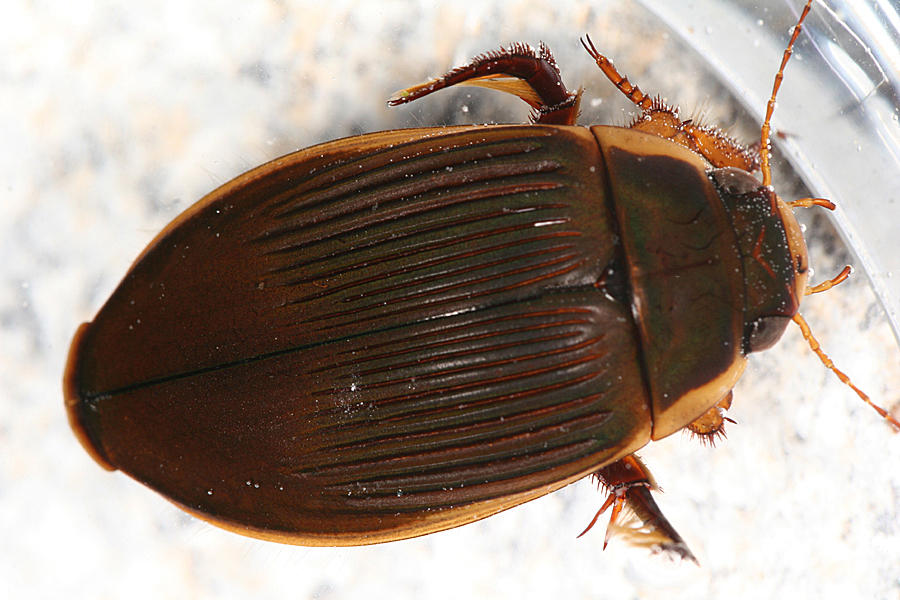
[66,3,889,557]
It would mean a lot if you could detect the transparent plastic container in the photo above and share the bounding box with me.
[639,0,900,345]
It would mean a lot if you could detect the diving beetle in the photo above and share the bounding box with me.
[63,0,898,560]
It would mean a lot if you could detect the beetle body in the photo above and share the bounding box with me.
[65,120,806,545]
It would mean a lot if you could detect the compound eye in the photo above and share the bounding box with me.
[746,315,791,353]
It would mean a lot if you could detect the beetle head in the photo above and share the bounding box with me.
[709,167,809,354]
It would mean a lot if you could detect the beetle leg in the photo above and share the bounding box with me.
[580,34,759,171]
[388,42,582,125]
[579,454,697,563]
[686,392,735,446]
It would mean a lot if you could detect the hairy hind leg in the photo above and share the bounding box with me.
[388,42,581,125]
[580,454,697,563]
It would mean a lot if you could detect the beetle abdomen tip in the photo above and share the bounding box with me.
[63,322,116,472]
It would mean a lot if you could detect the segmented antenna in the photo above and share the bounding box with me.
[763,0,898,431]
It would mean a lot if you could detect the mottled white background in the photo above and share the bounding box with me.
[3,1,899,599]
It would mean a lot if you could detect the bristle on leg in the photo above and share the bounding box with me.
[579,455,698,563]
